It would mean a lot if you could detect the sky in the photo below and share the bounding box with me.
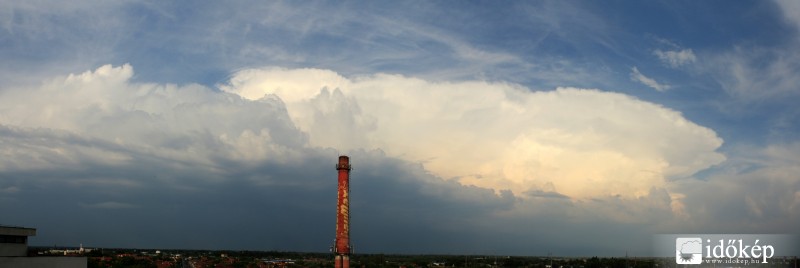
[1,0,799,257]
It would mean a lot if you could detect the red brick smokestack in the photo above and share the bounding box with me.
[334,155,351,268]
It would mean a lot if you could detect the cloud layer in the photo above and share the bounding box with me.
[221,67,723,200]
[654,49,697,68]
[1,64,797,255]
[630,67,670,92]
[0,64,515,252]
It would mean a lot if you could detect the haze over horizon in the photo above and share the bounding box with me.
[1,1,799,257]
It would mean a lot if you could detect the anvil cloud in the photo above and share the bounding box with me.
[221,67,724,201]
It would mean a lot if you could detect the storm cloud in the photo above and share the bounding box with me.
[0,64,745,256]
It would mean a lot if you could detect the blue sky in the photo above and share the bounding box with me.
[1,1,799,256]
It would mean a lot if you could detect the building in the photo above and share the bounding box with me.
[0,225,86,268]
[0,225,35,257]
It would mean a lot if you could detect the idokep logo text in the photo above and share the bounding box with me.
[675,237,775,265]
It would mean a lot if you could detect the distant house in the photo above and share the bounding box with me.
[0,225,86,268]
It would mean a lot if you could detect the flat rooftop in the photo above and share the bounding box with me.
[0,225,36,237]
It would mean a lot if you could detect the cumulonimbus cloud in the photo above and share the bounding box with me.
[221,67,725,200]
[0,64,308,174]
[0,64,725,202]
[6,64,788,252]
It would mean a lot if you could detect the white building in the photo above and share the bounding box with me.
[0,225,86,268]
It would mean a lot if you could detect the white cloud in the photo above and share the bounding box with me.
[671,143,800,232]
[776,0,800,31]
[0,64,725,229]
[699,2,800,103]
[0,64,307,174]
[630,66,671,92]
[222,67,724,200]
[706,46,800,102]
[6,63,795,250]
[654,49,697,68]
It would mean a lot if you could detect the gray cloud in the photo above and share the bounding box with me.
[0,64,521,253]
[0,64,730,256]
[673,143,800,233]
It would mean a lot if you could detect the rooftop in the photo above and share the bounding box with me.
[0,225,36,237]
